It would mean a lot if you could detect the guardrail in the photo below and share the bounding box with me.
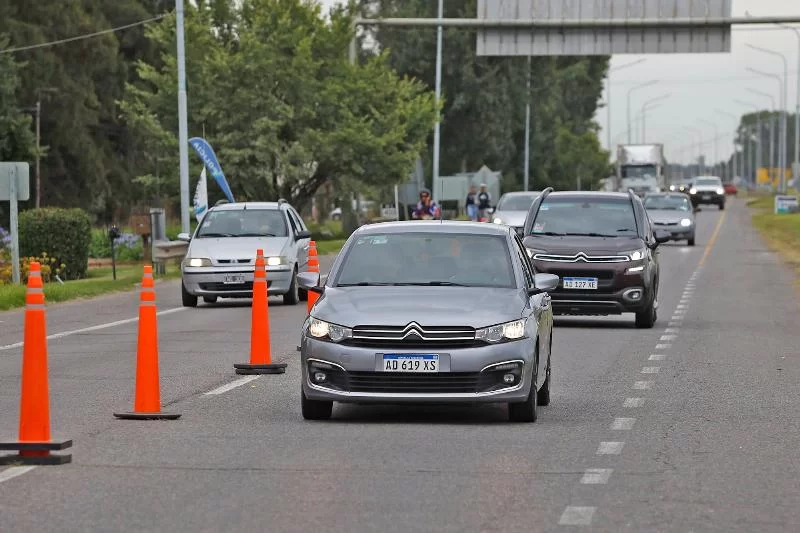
[152,240,189,274]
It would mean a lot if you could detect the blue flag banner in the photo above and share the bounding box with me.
[189,137,235,203]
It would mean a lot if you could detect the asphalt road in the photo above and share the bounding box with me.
[1,200,798,533]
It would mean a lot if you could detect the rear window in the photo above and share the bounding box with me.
[529,196,638,237]
[334,232,516,289]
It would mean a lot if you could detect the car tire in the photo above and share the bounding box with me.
[509,356,538,422]
[537,360,551,407]
[299,288,308,302]
[181,282,198,307]
[203,296,218,304]
[301,389,332,420]
[688,235,695,246]
[719,202,725,211]
[283,268,300,305]
[635,296,657,329]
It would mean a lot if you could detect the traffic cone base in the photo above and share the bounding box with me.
[234,362,287,375]
[113,411,181,420]
[0,438,72,465]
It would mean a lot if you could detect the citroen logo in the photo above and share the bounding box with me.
[402,322,425,339]
[575,252,589,262]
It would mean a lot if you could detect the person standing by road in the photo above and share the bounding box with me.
[477,183,492,221]
[465,184,478,221]
[412,188,441,219]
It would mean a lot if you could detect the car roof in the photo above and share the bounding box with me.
[546,191,632,200]
[354,220,512,236]
[210,201,287,211]
[645,192,689,198]
[500,191,539,197]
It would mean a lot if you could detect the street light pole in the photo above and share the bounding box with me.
[685,126,703,174]
[745,88,777,178]
[626,80,658,143]
[747,66,785,190]
[176,0,191,234]
[776,24,800,188]
[523,56,531,191]
[34,100,40,208]
[699,119,718,175]
[637,93,670,143]
[714,109,740,183]
[431,0,444,204]
[735,100,763,186]
[606,58,647,154]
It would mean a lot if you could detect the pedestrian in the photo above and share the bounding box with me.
[477,183,492,221]
[465,184,478,221]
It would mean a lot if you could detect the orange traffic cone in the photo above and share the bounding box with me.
[1,262,72,465]
[114,265,180,420]
[234,249,287,375]
[307,241,321,314]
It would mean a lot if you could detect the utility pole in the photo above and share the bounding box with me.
[176,0,191,234]
[431,0,444,204]
[34,100,41,208]
[523,56,531,191]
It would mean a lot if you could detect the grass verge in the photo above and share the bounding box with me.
[316,239,346,256]
[0,263,181,311]
[748,195,800,290]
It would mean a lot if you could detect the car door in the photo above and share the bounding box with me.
[513,233,551,387]
[287,208,310,272]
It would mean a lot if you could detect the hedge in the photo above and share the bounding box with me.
[19,208,92,280]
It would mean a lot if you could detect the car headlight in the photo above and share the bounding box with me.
[493,217,503,224]
[715,187,724,195]
[680,218,692,227]
[625,249,645,261]
[306,317,352,342]
[184,257,212,267]
[689,188,697,195]
[476,319,527,343]
[266,256,288,266]
[669,185,676,191]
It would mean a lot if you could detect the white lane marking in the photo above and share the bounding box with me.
[204,375,261,395]
[0,308,188,351]
[611,417,636,430]
[649,354,666,361]
[676,304,688,309]
[664,328,679,333]
[0,466,36,484]
[559,506,596,526]
[597,442,625,455]
[580,468,613,485]
[641,366,660,374]
[660,334,677,341]
[671,315,683,321]
[668,321,682,327]
[633,380,653,390]
[655,343,671,350]
[624,397,644,408]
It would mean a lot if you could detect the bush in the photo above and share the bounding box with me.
[19,208,92,280]
[89,229,144,261]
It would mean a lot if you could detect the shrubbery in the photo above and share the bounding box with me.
[18,208,92,280]
[89,229,143,261]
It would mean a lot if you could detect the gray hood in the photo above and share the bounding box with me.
[188,236,288,262]
[313,286,528,329]
[647,210,692,224]
[492,210,528,227]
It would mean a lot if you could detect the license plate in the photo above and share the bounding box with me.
[223,274,245,284]
[702,194,711,200]
[383,354,439,372]
[562,277,598,289]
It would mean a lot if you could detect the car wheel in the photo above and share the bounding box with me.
[509,355,538,422]
[688,235,695,246]
[301,389,332,420]
[719,202,725,211]
[203,296,218,304]
[635,296,657,328]
[537,358,551,407]
[181,282,198,307]
[283,267,300,305]
[299,288,308,302]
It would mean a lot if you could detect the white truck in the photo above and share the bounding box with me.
[615,144,665,197]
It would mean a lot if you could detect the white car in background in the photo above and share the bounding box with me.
[178,200,311,306]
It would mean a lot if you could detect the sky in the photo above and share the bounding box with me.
[318,0,800,165]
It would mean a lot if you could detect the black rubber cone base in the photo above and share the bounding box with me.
[0,439,73,465]
[113,411,181,420]
[234,362,287,375]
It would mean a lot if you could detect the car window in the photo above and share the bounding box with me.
[283,209,299,234]
[644,195,691,211]
[512,234,536,287]
[289,209,307,232]
[528,196,638,238]
[195,209,288,237]
[695,177,721,186]
[333,232,516,289]
[497,195,537,211]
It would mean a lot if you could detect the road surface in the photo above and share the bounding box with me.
[1,201,798,532]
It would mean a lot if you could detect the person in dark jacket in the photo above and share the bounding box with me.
[465,184,478,221]
[477,183,492,221]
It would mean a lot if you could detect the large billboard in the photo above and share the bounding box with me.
[476,0,733,56]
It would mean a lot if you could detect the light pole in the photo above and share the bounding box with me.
[685,126,704,174]
[715,109,740,182]
[637,93,670,142]
[775,24,800,187]
[746,45,788,192]
[747,67,785,190]
[735,100,763,186]
[746,88,777,176]
[605,58,647,153]
[176,0,191,233]
[635,103,661,142]
[626,80,659,143]
[24,87,58,208]
[432,0,444,203]
[699,119,719,176]
[523,56,531,191]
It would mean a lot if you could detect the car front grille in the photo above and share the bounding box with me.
[533,252,629,263]
[199,281,271,292]
[216,259,253,265]
[653,221,679,226]
[320,368,509,394]
[343,324,480,349]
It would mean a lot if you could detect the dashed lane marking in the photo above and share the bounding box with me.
[611,417,636,430]
[624,398,645,408]
[204,375,261,395]
[559,506,596,526]
[633,381,653,390]
[641,366,660,374]
[596,442,625,455]
[660,334,677,341]
[655,343,672,350]
[0,466,36,484]
[649,354,666,361]
[580,469,613,485]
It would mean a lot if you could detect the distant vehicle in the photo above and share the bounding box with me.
[689,176,726,210]
[668,180,693,194]
[723,182,738,196]
[616,144,665,196]
[643,192,696,246]
[178,200,312,307]
[297,221,559,422]
[492,191,540,236]
[522,188,671,328]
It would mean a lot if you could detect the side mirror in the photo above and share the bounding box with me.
[295,230,311,241]
[653,229,671,244]
[298,271,323,294]
[529,273,559,294]
[176,232,191,242]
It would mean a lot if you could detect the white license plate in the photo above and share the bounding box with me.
[383,354,439,373]
[223,274,245,284]
[563,277,598,289]
[702,194,711,200]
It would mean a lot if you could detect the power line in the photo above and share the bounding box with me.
[0,14,167,55]
[613,71,800,85]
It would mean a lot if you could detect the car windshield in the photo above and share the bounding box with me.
[496,195,537,211]
[529,196,638,237]
[334,232,516,289]
[196,209,288,238]
[695,178,721,186]
[644,195,691,211]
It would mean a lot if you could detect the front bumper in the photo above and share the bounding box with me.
[691,192,725,205]
[300,337,535,403]
[652,224,694,240]
[182,267,293,297]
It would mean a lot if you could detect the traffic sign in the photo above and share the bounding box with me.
[0,162,30,201]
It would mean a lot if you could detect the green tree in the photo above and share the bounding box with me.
[0,36,36,163]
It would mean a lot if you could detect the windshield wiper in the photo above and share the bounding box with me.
[236,232,278,237]
[336,282,396,287]
[563,232,615,238]
[531,231,566,236]
[392,281,469,287]
[197,232,234,238]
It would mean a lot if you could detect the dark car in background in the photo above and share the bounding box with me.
[521,189,670,328]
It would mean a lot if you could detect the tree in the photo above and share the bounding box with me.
[0,36,36,163]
